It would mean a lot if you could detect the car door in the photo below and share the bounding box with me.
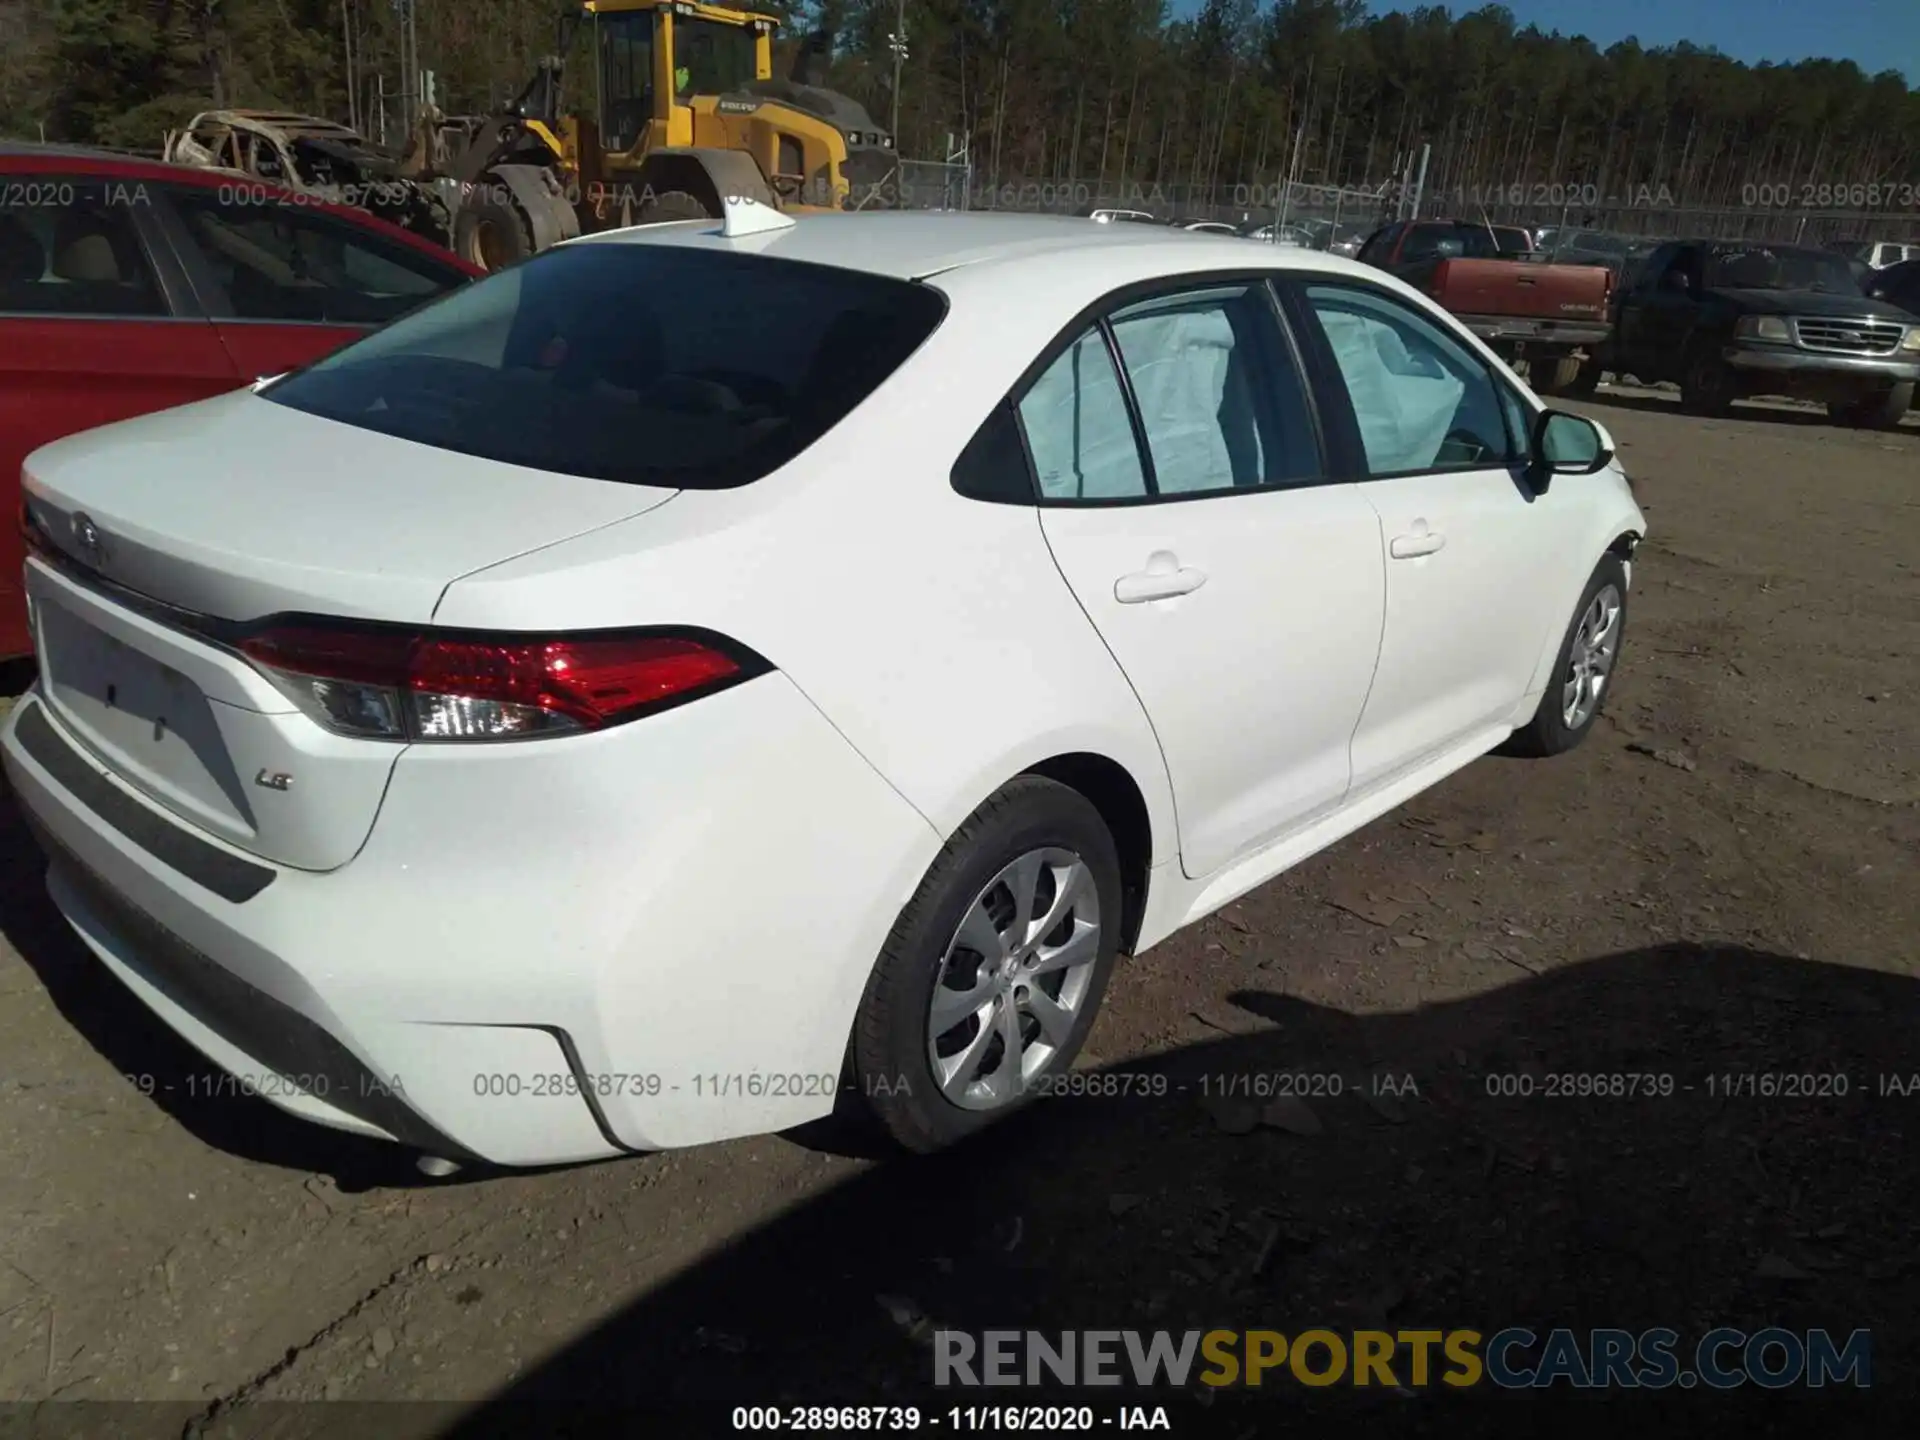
[1030,279,1387,880]
[0,173,238,659]
[1636,243,1707,379]
[156,183,474,380]
[1282,277,1585,793]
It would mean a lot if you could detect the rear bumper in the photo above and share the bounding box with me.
[2,677,941,1164]
[1457,315,1611,348]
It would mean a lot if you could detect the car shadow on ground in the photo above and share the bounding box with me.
[426,941,1913,1438]
[1585,388,1920,434]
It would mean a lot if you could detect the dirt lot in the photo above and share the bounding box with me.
[0,391,1915,1437]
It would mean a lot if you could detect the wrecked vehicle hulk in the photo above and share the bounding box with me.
[162,110,453,246]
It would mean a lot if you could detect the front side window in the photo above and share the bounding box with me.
[263,241,947,488]
[0,181,165,317]
[171,188,466,325]
[675,17,758,95]
[1356,224,1401,264]
[1301,283,1513,475]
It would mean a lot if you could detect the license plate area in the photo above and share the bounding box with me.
[36,595,262,839]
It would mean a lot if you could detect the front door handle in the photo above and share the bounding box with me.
[1389,529,1446,559]
[1114,551,1208,604]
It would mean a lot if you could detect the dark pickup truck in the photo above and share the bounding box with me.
[1576,240,1920,428]
[1357,219,1614,393]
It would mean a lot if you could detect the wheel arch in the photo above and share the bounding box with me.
[1510,517,1644,727]
[630,148,779,215]
[1020,752,1155,955]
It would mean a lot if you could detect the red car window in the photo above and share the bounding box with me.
[0,181,168,318]
[169,186,469,327]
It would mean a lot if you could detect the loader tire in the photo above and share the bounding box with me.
[634,190,717,224]
[454,194,537,272]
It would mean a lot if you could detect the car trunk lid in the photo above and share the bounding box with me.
[20,389,677,872]
[1429,257,1612,321]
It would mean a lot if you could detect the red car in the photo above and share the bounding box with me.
[0,142,482,659]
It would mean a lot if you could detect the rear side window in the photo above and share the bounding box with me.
[262,242,948,488]
[1018,330,1147,499]
[1106,285,1320,491]
[0,181,166,317]
[171,187,467,325]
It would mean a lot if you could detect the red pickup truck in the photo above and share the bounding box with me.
[1356,220,1614,393]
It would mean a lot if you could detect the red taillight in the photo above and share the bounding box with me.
[238,624,761,742]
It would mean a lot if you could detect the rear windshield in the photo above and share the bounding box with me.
[261,241,948,488]
[1402,224,1524,261]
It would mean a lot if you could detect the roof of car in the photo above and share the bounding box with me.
[581,210,1329,280]
[0,139,168,165]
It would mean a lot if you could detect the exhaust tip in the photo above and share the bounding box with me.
[416,1155,462,1178]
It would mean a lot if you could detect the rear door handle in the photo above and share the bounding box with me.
[1114,552,1208,604]
[1389,530,1446,559]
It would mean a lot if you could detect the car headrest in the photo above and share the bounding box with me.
[51,222,126,283]
[0,214,46,283]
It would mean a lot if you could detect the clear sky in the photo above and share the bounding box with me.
[1366,0,1920,83]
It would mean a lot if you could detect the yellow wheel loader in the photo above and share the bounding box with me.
[433,0,901,270]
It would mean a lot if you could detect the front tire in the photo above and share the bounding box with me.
[1679,345,1737,417]
[1503,554,1630,758]
[854,776,1123,1154]
[453,187,538,272]
[1827,381,1914,431]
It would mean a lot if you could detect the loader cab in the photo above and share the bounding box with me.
[588,0,774,157]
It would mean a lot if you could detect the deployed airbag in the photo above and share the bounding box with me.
[1317,309,1464,472]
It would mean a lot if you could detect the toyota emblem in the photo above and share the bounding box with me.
[71,512,108,566]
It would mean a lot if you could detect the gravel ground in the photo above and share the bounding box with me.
[0,390,1915,1438]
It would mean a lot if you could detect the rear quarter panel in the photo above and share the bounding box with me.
[430,247,1190,871]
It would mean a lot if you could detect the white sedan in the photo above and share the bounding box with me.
[3,205,1644,1168]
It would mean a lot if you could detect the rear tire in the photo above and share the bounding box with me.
[1827,381,1914,431]
[453,190,537,272]
[1502,554,1630,759]
[854,776,1123,1154]
[634,189,716,224]
[1535,355,1588,396]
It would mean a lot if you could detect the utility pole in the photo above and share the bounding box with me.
[887,0,908,148]
[1409,141,1431,221]
[1275,123,1305,240]
[342,0,358,132]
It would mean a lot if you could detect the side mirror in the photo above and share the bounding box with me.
[1660,268,1692,294]
[1527,410,1614,493]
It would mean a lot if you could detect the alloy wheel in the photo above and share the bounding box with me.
[926,847,1102,1111]
[1562,583,1623,729]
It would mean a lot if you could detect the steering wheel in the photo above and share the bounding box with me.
[1439,427,1492,463]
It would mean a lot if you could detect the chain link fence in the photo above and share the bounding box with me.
[884,169,1915,249]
